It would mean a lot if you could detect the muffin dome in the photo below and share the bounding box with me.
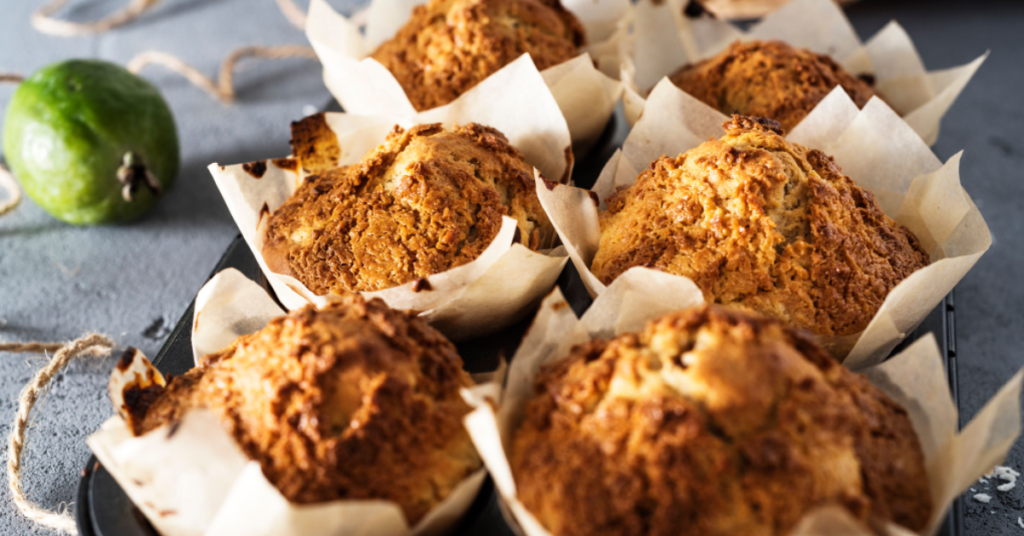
[511,304,933,536]
[668,40,876,132]
[592,116,929,337]
[130,294,480,524]
[371,0,586,111]
[264,122,554,294]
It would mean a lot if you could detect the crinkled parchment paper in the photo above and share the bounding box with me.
[622,0,986,145]
[536,84,990,366]
[463,271,1024,536]
[696,0,858,20]
[209,66,573,340]
[88,268,494,536]
[304,0,629,154]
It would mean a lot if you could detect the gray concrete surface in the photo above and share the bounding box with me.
[0,0,1022,535]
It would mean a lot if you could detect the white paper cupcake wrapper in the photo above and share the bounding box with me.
[209,64,574,340]
[462,273,1024,536]
[537,84,990,366]
[621,0,986,146]
[305,0,629,154]
[89,268,496,536]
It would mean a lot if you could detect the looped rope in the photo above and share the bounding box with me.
[32,0,161,37]
[127,45,317,104]
[275,0,307,30]
[34,0,309,34]
[5,333,115,534]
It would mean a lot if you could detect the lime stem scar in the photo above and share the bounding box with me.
[117,151,162,202]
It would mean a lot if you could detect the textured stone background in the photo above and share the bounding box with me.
[0,0,1022,534]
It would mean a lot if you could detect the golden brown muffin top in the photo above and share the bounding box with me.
[511,304,932,536]
[668,40,877,132]
[130,295,480,524]
[264,122,555,294]
[592,116,929,337]
[370,0,586,111]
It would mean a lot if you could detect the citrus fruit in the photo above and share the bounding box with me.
[3,59,179,225]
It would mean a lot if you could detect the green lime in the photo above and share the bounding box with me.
[3,59,179,225]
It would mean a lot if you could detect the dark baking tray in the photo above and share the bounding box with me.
[73,236,963,536]
[74,110,963,535]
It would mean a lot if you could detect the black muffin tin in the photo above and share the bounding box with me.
[75,111,963,535]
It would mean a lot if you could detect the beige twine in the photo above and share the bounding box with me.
[127,45,317,104]
[32,0,161,37]
[275,0,307,30]
[34,0,314,35]
[5,333,115,534]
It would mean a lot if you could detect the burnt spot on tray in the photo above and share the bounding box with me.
[412,278,433,292]
[242,161,267,179]
[552,301,569,311]
[259,202,271,222]
[272,157,299,172]
[588,191,600,206]
[561,146,575,184]
[857,73,876,86]
[290,113,341,175]
[117,347,139,372]
[194,311,201,332]
[542,178,559,191]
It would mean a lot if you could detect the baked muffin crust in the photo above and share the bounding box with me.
[371,0,586,111]
[511,304,933,536]
[131,295,480,524]
[668,40,876,132]
[264,122,554,294]
[592,116,929,337]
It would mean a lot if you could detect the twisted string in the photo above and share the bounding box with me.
[32,0,161,36]
[4,334,115,534]
[275,0,307,29]
[127,45,317,104]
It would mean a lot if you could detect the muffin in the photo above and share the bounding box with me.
[511,304,933,536]
[263,122,555,295]
[370,0,586,111]
[592,115,929,337]
[668,40,876,132]
[125,295,480,525]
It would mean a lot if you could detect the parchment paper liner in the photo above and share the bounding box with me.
[462,269,1024,536]
[691,0,858,20]
[304,0,629,154]
[208,63,574,341]
[621,0,986,146]
[536,82,990,367]
[88,268,499,536]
